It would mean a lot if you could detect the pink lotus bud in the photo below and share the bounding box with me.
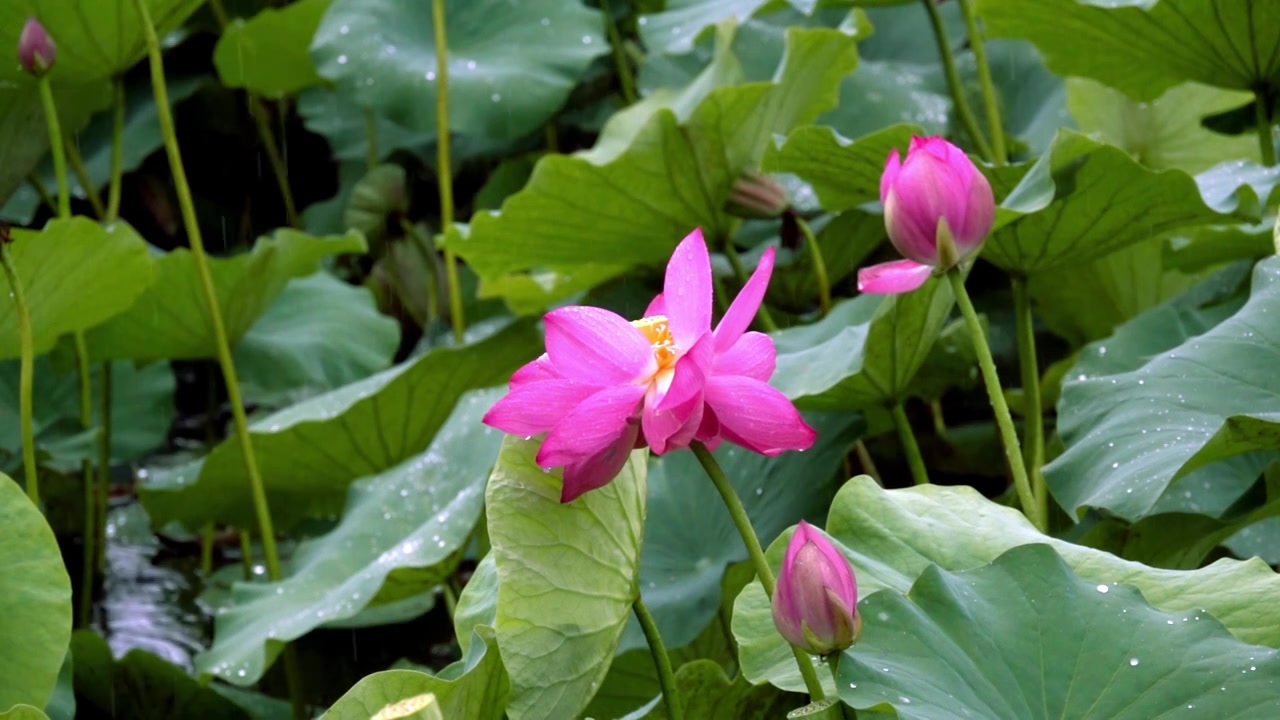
[880,135,994,271]
[726,170,790,219]
[771,521,860,656]
[17,17,55,77]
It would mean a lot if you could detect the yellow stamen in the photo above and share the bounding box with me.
[631,315,678,370]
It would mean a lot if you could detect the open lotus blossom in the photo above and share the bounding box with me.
[483,228,816,502]
[858,135,995,295]
[772,520,860,656]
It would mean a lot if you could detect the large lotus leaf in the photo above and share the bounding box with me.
[487,436,646,720]
[0,357,174,473]
[0,474,71,711]
[215,0,329,97]
[977,0,1280,101]
[312,0,606,142]
[1067,78,1260,174]
[454,27,858,297]
[761,124,919,213]
[320,627,508,719]
[1047,257,1280,521]
[0,0,204,83]
[196,388,499,685]
[87,229,365,362]
[836,544,1280,718]
[140,320,539,531]
[637,0,824,55]
[297,88,431,164]
[0,218,154,359]
[734,476,1280,692]
[769,277,954,410]
[234,271,400,408]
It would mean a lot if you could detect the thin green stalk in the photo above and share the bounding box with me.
[133,0,283,580]
[1,241,37,507]
[37,77,70,218]
[248,96,300,228]
[930,398,949,440]
[852,440,881,485]
[889,402,930,485]
[1010,276,1048,525]
[64,139,106,218]
[27,174,55,214]
[364,110,380,170]
[95,362,112,574]
[599,0,637,105]
[201,523,216,576]
[957,0,1005,164]
[945,268,1045,532]
[795,216,831,315]
[75,332,95,627]
[920,0,994,161]
[690,442,826,701]
[1258,89,1276,167]
[634,593,683,720]
[239,530,254,579]
[106,79,125,222]
[441,582,458,618]
[431,0,467,344]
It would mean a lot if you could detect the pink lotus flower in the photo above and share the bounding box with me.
[858,135,995,294]
[18,17,55,77]
[483,228,816,502]
[772,521,860,656]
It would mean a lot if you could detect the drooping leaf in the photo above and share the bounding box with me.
[140,321,540,531]
[1048,257,1280,521]
[487,436,647,720]
[311,0,607,142]
[977,0,1280,101]
[234,271,400,408]
[320,627,508,720]
[837,544,1280,718]
[214,0,331,97]
[0,218,154,359]
[0,474,71,712]
[195,388,499,685]
[735,476,1280,691]
[87,229,366,362]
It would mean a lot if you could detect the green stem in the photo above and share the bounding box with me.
[920,0,994,161]
[37,77,70,218]
[930,398,949,440]
[690,442,826,701]
[441,582,458,619]
[95,362,112,573]
[106,79,125,222]
[599,0,638,105]
[364,110,380,170]
[795,216,831,316]
[64,139,106,218]
[945,268,1045,531]
[75,332,95,628]
[634,593,683,720]
[132,0,284,579]
[1,241,38,508]
[1010,276,1048,525]
[27,174,55,214]
[239,530,254,580]
[201,523,216,576]
[248,96,300,228]
[431,0,467,345]
[889,402,930,485]
[1257,88,1276,167]
[957,0,1005,164]
[852,440,881,485]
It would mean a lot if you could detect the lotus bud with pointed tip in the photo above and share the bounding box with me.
[771,521,860,656]
[726,170,790,220]
[18,18,55,77]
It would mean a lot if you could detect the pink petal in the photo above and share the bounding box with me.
[642,339,709,454]
[857,259,932,295]
[714,246,776,353]
[704,376,816,455]
[662,229,713,350]
[545,306,657,386]
[560,421,641,503]
[537,383,647,467]
[510,354,560,389]
[482,379,599,437]
[879,149,901,206]
[714,331,775,382]
[695,404,721,447]
[644,293,667,319]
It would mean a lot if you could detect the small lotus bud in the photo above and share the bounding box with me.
[880,135,994,272]
[771,521,860,656]
[18,18,55,77]
[726,170,790,220]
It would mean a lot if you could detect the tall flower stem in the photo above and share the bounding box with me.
[599,0,637,105]
[795,216,831,316]
[634,593,683,720]
[1010,276,1048,523]
[1,240,38,507]
[956,0,1006,164]
[889,402,930,485]
[945,268,1045,532]
[691,442,826,701]
[852,440,881,484]
[1257,89,1276,167]
[431,0,467,344]
[97,81,125,573]
[920,0,994,161]
[106,78,125,221]
[36,77,70,218]
[64,140,106,217]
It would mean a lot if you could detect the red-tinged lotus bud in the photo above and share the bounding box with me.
[771,521,861,656]
[18,18,55,77]
[726,170,791,219]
